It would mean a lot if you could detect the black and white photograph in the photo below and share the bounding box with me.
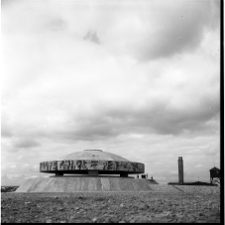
[1,0,221,223]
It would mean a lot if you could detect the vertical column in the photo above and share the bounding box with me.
[178,157,184,184]
[88,170,98,176]
[55,172,64,176]
[120,173,128,177]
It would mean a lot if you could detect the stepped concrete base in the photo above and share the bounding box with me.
[16,176,152,192]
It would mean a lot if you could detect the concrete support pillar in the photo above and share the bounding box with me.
[88,170,98,176]
[120,173,128,177]
[55,172,64,176]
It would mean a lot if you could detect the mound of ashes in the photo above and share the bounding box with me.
[16,149,152,192]
[16,176,152,192]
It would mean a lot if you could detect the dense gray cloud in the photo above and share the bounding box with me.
[1,0,220,62]
[13,138,41,149]
[84,30,100,44]
[1,124,13,138]
[51,95,219,141]
[1,111,13,137]
[132,0,220,61]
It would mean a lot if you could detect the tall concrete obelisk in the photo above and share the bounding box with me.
[178,157,184,184]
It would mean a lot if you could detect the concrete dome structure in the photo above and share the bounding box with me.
[40,149,144,177]
[16,149,151,192]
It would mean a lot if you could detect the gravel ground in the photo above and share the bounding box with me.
[1,186,220,223]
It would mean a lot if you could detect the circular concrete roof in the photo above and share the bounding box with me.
[63,149,129,162]
[40,149,144,175]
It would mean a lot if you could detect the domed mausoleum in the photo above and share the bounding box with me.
[16,149,151,192]
[40,149,144,177]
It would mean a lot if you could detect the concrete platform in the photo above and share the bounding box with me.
[16,176,152,192]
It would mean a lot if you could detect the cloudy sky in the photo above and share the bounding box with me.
[1,0,220,185]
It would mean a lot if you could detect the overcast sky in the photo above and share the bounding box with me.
[1,0,220,185]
